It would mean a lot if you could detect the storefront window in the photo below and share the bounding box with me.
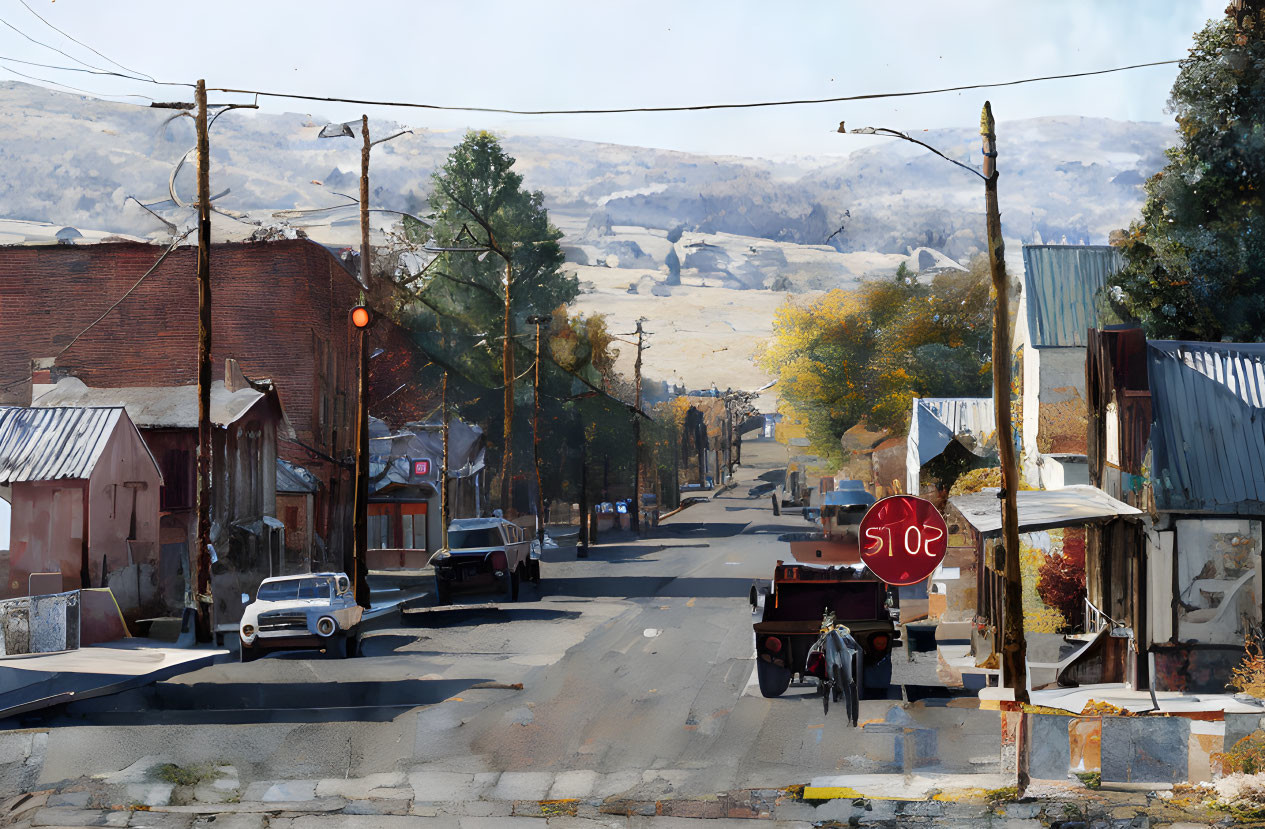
[1176,519,1262,645]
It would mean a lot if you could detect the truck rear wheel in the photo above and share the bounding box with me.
[434,577,452,606]
[756,659,792,697]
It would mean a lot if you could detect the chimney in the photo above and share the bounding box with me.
[225,358,250,393]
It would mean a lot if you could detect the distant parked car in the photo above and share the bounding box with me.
[239,572,363,662]
[748,482,776,498]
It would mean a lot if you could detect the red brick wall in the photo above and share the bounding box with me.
[1,239,358,459]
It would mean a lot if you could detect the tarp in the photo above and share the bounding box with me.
[949,485,1141,538]
[906,397,995,494]
[368,416,485,495]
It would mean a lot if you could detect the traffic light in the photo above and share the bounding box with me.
[350,305,371,329]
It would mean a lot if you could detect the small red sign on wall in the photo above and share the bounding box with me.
[412,459,431,477]
[858,495,948,586]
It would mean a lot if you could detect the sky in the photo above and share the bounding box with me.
[0,1,1229,159]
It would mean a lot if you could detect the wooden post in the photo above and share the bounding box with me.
[441,370,450,550]
[982,101,1028,706]
[502,257,514,515]
[351,113,371,609]
[631,320,644,533]
[194,79,213,640]
[578,421,589,558]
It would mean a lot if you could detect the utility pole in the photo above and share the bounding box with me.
[527,314,551,546]
[578,419,589,558]
[502,257,514,516]
[441,370,450,550]
[349,114,372,610]
[193,79,213,641]
[631,320,645,533]
[982,101,1028,705]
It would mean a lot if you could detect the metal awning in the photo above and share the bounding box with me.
[948,485,1142,538]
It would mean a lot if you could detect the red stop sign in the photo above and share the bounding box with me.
[859,495,948,586]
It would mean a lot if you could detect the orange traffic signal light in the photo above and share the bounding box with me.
[350,306,371,329]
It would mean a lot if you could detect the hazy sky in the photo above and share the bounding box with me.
[0,1,1227,158]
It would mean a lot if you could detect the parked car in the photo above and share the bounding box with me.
[431,517,534,604]
[239,572,362,662]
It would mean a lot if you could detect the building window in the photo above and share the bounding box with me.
[160,448,192,510]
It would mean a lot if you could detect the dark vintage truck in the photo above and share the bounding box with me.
[751,561,898,698]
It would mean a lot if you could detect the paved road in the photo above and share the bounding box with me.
[17,439,1000,801]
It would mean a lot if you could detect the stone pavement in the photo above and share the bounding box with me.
[2,761,1241,828]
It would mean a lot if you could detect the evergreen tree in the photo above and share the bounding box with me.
[1107,7,1265,340]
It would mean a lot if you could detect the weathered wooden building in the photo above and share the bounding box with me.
[0,406,162,623]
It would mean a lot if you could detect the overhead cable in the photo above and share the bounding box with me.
[16,0,157,82]
[205,59,1183,116]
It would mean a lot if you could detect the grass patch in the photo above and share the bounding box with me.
[153,763,220,787]
[983,786,1019,805]
[1074,771,1101,790]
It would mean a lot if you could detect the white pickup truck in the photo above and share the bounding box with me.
[238,572,363,661]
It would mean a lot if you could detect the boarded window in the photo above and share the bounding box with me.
[159,449,192,510]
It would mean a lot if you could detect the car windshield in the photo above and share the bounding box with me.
[447,527,503,549]
[256,577,332,602]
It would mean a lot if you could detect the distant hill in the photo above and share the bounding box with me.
[0,81,1172,270]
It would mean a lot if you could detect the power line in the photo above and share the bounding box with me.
[206,59,1183,116]
[0,60,154,101]
[0,51,185,85]
[0,11,146,81]
[15,0,156,82]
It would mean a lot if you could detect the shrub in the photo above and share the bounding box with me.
[1036,550,1085,632]
[1229,632,1265,699]
[1214,732,1265,776]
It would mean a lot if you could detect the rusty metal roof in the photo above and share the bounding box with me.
[0,406,123,483]
[1022,245,1123,348]
[949,485,1141,537]
[1149,340,1265,513]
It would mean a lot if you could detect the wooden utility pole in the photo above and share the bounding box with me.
[348,114,372,610]
[631,320,644,533]
[441,370,450,550]
[193,79,213,640]
[578,420,589,558]
[502,257,514,515]
[982,101,1028,705]
[526,314,551,545]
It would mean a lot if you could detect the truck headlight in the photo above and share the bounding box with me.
[316,616,336,637]
[241,624,255,638]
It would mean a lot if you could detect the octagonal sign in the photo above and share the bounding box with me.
[858,495,948,586]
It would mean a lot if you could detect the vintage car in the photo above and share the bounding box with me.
[751,561,898,698]
[430,517,534,604]
[239,572,363,661]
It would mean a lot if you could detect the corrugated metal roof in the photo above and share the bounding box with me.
[276,458,321,494]
[1148,340,1265,513]
[949,485,1141,538]
[33,377,269,428]
[1022,245,1123,348]
[0,406,122,483]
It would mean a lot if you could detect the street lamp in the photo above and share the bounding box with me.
[838,103,1028,705]
[320,116,412,610]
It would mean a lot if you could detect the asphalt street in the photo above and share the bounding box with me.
[23,438,998,799]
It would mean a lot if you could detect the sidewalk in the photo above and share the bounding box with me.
[0,640,222,719]
[2,764,1232,828]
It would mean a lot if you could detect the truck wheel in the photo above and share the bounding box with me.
[510,566,521,601]
[756,660,792,697]
[240,643,258,663]
[434,576,452,606]
[344,632,360,658]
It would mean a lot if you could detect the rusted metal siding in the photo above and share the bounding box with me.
[1149,340,1265,513]
[0,406,121,483]
[1022,245,1123,349]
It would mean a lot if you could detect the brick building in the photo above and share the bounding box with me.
[0,239,363,568]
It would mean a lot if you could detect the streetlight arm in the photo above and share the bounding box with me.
[370,129,413,148]
[849,127,986,182]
